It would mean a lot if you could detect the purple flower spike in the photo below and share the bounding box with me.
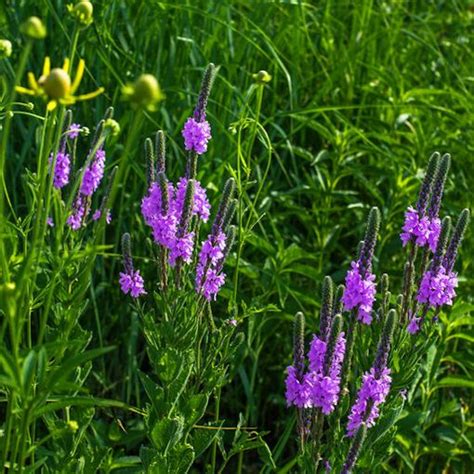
[169,232,195,266]
[342,261,377,324]
[306,333,346,414]
[285,365,311,408]
[67,194,87,230]
[347,367,391,437]
[80,149,106,196]
[50,151,71,189]
[196,231,227,300]
[417,265,458,308]
[182,117,211,155]
[119,270,147,298]
[176,177,211,222]
[400,206,441,252]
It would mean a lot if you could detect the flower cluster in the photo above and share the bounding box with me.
[50,151,70,189]
[123,64,234,302]
[196,231,227,301]
[417,265,458,308]
[80,148,106,196]
[306,333,346,414]
[400,206,440,252]
[347,367,391,436]
[119,269,146,298]
[342,261,377,324]
[285,329,346,414]
[182,117,212,155]
[141,177,211,266]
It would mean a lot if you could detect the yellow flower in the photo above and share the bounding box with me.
[16,56,104,111]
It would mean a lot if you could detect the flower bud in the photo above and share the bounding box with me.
[104,118,120,136]
[69,1,94,27]
[0,39,12,59]
[42,68,72,99]
[124,74,164,110]
[67,420,79,432]
[253,70,272,84]
[21,16,47,39]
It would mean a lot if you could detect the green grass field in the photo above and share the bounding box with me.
[1,1,473,472]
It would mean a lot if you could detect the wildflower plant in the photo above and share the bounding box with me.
[284,155,469,472]
[119,64,274,471]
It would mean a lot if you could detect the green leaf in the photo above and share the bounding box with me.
[150,417,184,454]
[436,377,474,390]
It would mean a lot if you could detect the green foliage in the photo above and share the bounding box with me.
[0,0,472,472]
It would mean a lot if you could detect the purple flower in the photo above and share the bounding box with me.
[196,231,227,300]
[407,316,421,334]
[400,206,440,252]
[306,333,346,414]
[67,123,81,139]
[417,265,458,308]
[182,117,211,155]
[67,194,87,230]
[119,269,147,298]
[92,209,112,224]
[80,149,106,196]
[46,217,54,227]
[169,231,195,266]
[342,261,377,324]
[285,366,311,408]
[50,151,71,189]
[176,177,210,222]
[347,367,391,437]
[308,335,327,373]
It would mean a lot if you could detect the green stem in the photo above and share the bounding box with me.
[211,387,221,473]
[0,40,32,283]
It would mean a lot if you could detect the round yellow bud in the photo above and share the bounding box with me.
[73,1,94,26]
[132,74,163,108]
[253,70,272,84]
[67,420,79,432]
[0,39,12,59]
[104,118,120,136]
[42,69,72,99]
[20,16,47,39]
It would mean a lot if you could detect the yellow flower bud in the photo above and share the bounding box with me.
[20,16,47,39]
[67,420,79,432]
[42,68,72,100]
[123,74,164,110]
[104,118,120,136]
[69,1,94,27]
[253,70,272,84]
[0,39,12,59]
[134,74,163,107]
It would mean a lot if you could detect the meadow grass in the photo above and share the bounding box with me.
[1,0,473,472]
